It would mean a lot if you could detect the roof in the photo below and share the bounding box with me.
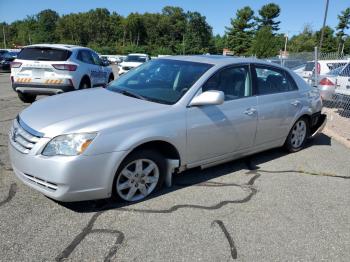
[160,55,274,67]
[24,44,87,51]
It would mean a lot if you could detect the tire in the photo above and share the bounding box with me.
[284,117,309,152]
[79,77,91,89]
[112,149,166,202]
[108,74,114,83]
[17,92,36,103]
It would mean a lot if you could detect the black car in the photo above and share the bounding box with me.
[0,51,16,73]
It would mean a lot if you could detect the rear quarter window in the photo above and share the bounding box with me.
[17,47,72,61]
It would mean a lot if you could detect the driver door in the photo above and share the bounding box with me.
[186,65,258,164]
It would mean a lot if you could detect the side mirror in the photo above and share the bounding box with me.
[189,90,224,107]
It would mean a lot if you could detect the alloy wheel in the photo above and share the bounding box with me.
[116,159,159,201]
[290,120,307,148]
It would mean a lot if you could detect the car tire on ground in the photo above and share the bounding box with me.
[284,117,309,153]
[112,149,166,202]
[108,74,114,83]
[79,77,91,89]
[17,92,36,103]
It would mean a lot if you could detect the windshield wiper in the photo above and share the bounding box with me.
[116,89,147,101]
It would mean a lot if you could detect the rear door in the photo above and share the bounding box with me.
[13,47,72,84]
[252,64,301,146]
[76,50,100,86]
[90,51,108,85]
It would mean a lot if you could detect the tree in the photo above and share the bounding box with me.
[184,11,213,54]
[226,6,255,55]
[315,26,337,53]
[289,25,317,52]
[35,9,59,42]
[256,3,281,32]
[250,26,280,58]
[336,8,350,53]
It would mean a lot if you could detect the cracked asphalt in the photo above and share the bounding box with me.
[0,72,350,261]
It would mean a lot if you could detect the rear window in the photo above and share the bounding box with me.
[304,62,314,71]
[17,47,72,61]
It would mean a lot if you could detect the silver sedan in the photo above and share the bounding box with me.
[9,56,326,202]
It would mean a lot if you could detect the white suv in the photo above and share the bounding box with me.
[11,44,115,103]
[118,53,150,75]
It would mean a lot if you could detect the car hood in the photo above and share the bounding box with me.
[19,88,167,137]
[120,61,143,68]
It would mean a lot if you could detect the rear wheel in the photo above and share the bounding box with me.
[113,150,166,202]
[17,92,36,103]
[284,117,309,152]
[108,74,114,83]
[79,77,91,89]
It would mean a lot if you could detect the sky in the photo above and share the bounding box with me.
[0,0,349,36]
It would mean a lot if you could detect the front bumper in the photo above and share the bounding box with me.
[9,141,126,202]
[12,83,75,95]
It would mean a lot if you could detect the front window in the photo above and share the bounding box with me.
[124,55,147,63]
[107,59,212,105]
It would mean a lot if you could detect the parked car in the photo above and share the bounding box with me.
[302,60,348,84]
[0,51,16,73]
[318,62,350,105]
[10,44,115,103]
[292,64,306,78]
[9,56,326,203]
[317,65,345,100]
[118,53,150,74]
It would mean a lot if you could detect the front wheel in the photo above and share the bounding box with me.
[284,117,309,152]
[113,150,166,202]
[17,92,36,103]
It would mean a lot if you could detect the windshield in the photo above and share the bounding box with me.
[107,59,212,105]
[327,66,345,76]
[124,55,147,63]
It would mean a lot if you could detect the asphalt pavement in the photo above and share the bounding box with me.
[0,72,349,261]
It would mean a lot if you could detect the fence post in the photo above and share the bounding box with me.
[314,46,318,87]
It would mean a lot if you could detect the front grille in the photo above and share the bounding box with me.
[9,118,41,154]
[22,173,58,191]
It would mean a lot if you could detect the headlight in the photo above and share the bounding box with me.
[42,133,97,156]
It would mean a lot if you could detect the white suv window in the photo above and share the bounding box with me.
[77,50,94,64]
[17,47,71,61]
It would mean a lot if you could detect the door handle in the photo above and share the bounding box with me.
[290,100,301,107]
[244,108,257,116]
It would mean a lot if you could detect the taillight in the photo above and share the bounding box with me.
[52,64,77,71]
[317,62,320,74]
[10,62,22,68]
[319,78,334,86]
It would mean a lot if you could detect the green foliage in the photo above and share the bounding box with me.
[289,25,317,52]
[226,6,255,55]
[0,4,349,56]
[315,26,337,53]
[250,26,280,58]
[256,3,281,32]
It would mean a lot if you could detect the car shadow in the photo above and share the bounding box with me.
[59,133,331,213]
